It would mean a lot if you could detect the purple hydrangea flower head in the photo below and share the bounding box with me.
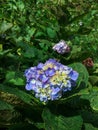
[24,59,79,103]
[53,40,70,54]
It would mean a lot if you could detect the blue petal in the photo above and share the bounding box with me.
[37,63,44,69]
[50,87,62,100]
[25,83,32,91]
[39,74,49,83]
[69,71,79,81]
[45,59,56,64]
[24,67,37,81]
[40,95,48,102]
[45,68,55,77]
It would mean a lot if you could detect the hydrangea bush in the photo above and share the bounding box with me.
[24,59,78,102]
[0,0,98,130]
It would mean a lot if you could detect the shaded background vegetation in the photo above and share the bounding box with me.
[0,0,98,130]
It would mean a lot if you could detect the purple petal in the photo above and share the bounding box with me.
[32,85,39,93]
[24,67,37,81]
[25,83,32,91]
[50,87,62,100]
[45,59,56,64]
[45,68,55,77]
[69,71,79,81]
[37,63,44,69]
[39,74,49,83]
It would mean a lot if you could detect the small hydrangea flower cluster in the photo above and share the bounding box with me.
[24,59,78,102]
[53,40,70,54]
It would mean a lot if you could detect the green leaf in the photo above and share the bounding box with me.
[0,100,13,110]
[89,76,98,85]
[0,49,12,56]
[70,45,82,59]
[0,85,36,105]
[90,94,98,111]
[90,87,98,111]
[6,71,25,86]
[85,123,98,130]
[6,71,15,81]
[28,28,36,37]
[42,108,83,130]
[35,31,46,37]
[38,39,51,44]
[9,78,24,86]
[0,44,3,51]
[35,123,45,129]
[0,21,13,33]
[16,1,25,11]
[93,64,98,74]
[23,47,36,58]
[19,16,26,24]
[81,87,98,112]
[47,27,57,38]
[69,63,89,87]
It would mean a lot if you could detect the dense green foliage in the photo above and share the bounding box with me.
[0,0,98,129]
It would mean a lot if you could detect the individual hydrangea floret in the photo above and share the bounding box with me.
[24,59,79,102]
[53,40,70,54]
